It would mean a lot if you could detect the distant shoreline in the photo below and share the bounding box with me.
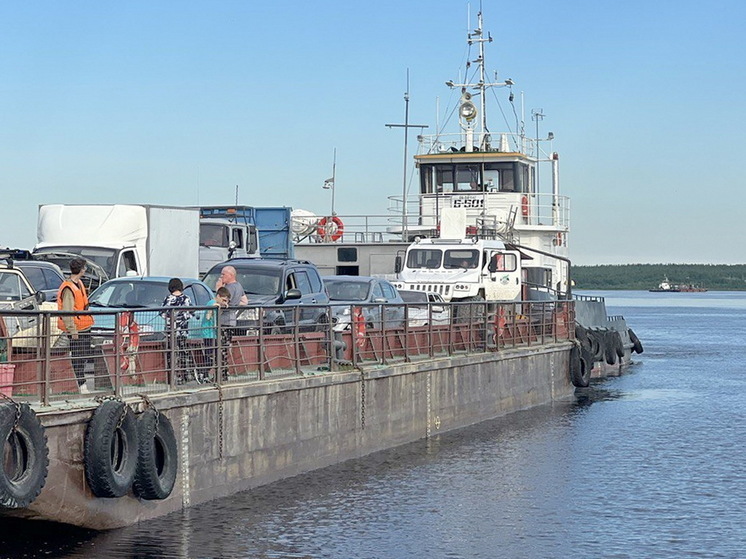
[571,264,746,291]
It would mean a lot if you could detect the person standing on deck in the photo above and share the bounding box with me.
[161,278,195,384]
[57,257,94,393]
[214,265,247,380]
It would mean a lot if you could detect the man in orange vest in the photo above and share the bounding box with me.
[57,257,95,393]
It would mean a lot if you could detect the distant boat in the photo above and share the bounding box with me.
[649,278,707,292]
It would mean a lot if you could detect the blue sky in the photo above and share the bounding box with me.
[1,1,744,265]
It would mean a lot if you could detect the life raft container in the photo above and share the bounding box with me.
[133,408,178,500]
[0,402,49,509]
[84,400,139,498]
[317,216,344,242]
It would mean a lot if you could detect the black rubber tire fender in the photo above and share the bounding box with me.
[588,329,605,362]
[603,330,617,365]
[613,330,625,359]
[569,344,591,388]
[133,409,178,500]
[574,324,589,346]
[0,402,49,509]
[84,400,139,498]
[628,328,644,354]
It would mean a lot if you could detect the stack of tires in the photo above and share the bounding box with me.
[85,400,178,500]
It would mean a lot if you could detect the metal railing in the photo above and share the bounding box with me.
[0,300,575,406]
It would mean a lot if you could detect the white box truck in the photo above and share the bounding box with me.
[33,204,201,287]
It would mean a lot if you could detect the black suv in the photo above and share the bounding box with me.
[202,259,330,332]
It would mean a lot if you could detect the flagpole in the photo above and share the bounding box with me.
[331,148,336,216]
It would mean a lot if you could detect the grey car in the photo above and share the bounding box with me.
[202,258,330,332]
[324,276,405,332]
[14,260,66,302]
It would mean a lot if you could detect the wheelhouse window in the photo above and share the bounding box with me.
[420,161,532,194]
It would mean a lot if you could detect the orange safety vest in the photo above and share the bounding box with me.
[57,280,95,332]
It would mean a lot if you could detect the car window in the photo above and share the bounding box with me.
[381,282,398,300]
[399,290,427,303]
[0,272,26,301]
[185,284,211,306]
[232,269,282,296]
[306,268,323,293]
[19,266,44,291]
[293,271,312,295]
[371,282,384,300]
[326,280,369,302]
[42,268,64,290]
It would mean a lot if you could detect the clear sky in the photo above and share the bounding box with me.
[1,1,744,265]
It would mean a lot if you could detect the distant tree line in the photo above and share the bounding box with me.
[571,264,746,291]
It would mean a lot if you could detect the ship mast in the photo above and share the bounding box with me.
[445,11,513,152]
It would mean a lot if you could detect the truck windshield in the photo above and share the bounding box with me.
[35,246,117,276]
[406,249,442,269]
[200,224,229,247]
[444,250,479,269]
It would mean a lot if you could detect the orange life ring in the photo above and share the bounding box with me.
[119,312,140,371]
[317,216,344,242]
[352,306,366,349]
[521,195,529,217]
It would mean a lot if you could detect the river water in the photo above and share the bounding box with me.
[2,291,744,558]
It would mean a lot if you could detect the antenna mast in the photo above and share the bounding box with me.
[386,69,428,241]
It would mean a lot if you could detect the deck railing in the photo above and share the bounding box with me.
[0,300,575,406]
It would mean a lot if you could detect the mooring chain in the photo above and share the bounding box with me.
[360,371,366,430]
[96,394,128,430]
[137,393,159,434]
[213,382,225,459]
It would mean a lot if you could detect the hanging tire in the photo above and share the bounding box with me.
[570,344,591,388]
[0,402,49,509]
[133,409,178,501]
[84,400,139,498]
[588,329,605,362]
[613,330,625,359]
[629,328,644,354]
[603,331,617,365]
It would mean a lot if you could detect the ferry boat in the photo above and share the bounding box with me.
[0,10,641,530]
[293,11,636,371]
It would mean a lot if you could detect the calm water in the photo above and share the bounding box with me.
[2,291,744,558]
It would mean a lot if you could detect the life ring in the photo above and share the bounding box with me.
[0,402,49,509]
[133,408,178,500]
[521,195,530,218]
[84,400,139,498]
[569,344,591,388]
[352,306,366,349]
[119,312,140,371]
[316,216,344,242]
[628,328,644,354]
[553,232,563,246]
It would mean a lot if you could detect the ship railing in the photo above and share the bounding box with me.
[416,132,536,156]
[0,301,575,406]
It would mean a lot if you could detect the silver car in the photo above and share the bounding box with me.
[324,276,405,332]
[397,290,451,327]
